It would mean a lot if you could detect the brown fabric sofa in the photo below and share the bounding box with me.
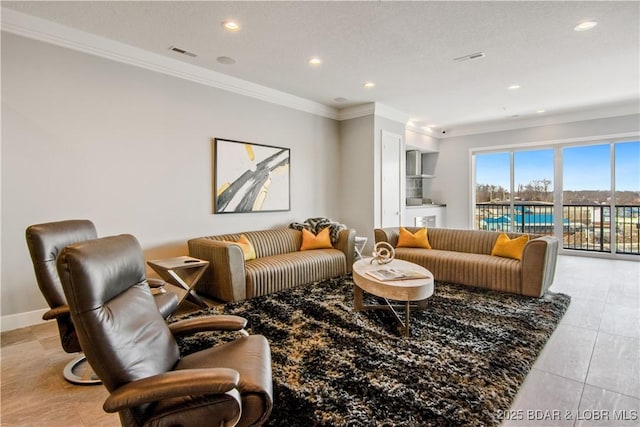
[374,227,559,297]
[189,228,356,302]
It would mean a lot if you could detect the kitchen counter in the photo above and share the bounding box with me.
[406,204,446,208]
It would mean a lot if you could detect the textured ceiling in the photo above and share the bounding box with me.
[3,1,639,130]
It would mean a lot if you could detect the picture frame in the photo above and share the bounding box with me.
[212,138,291,213]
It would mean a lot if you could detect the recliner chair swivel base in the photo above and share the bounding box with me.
[62,354,101,385]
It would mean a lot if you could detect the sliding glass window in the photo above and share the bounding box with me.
[473,139,639,257]
[614,141,640,255]
[475,152,511,231]
[475,149,554,234]
[563,144,611,252]
[514,149,554,234]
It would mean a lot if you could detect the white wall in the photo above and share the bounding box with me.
[339,115,375,252]
[1,33,342,328]
[433,114,640,229]
[337,114,406,256]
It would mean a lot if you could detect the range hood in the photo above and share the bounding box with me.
[406,150,422,176]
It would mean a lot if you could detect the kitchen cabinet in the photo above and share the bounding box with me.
[406,150,439,205]
[404,205,447,228]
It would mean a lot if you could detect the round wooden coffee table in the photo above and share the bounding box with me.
[352,258,434,336]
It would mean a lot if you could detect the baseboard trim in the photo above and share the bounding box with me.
[1,308,48,332]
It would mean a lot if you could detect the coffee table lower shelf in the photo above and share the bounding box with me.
[352,258,434,337]
[354,289,430,336]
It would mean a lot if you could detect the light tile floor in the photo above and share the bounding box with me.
[1,255,638,426]
[504,255,640,427]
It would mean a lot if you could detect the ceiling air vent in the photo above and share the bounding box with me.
[453,52,485,62]
[169,46,197,58]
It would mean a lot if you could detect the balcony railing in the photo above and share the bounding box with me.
[475,203,640,256]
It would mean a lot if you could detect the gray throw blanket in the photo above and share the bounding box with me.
[289,217,346,245]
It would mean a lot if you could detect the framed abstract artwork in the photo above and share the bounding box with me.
[212,138,290,213]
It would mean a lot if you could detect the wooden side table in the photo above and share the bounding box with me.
[147,256,210,310]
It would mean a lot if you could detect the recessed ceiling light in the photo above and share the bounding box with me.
[334,97,348,103]
[363,82,376,88]
[536,109,546,114]
[222,20,240,31]
[216,56,236,65]
[507,84,521,90]
[308,57,322,65]
[574,21,597,31]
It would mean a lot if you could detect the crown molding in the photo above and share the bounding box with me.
[1,7,339,120]
[336,103,375,121]
[336,102,411,124]
[441,99,640,138]
[406,124,440,138]
[374,103,411,124]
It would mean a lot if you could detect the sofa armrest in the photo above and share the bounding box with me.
[334,228,356,272]
[188,238,247,302]
[374,228,401,247]
[521,236,559,297]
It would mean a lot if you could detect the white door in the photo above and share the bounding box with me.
[381,131,402,227]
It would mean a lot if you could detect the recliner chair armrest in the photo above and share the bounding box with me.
[168,315,248,335]
[42,304,70,321]
[147,278,166,288]
[103,368,240,413]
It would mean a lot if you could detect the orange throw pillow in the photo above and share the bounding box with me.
[396,227,431,249]
[491,233,529,260]
[300,227,333,251]
[223,234,256,260]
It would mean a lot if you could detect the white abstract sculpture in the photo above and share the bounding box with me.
[370,241,395,265]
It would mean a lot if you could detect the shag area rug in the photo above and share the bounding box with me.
[174,275,570,426]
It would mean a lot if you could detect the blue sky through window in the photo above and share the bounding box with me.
[476,141,639,192]
[476,152,509,189]
[515,149,553,190]
[563,144,610,191]
[615,141,640,192]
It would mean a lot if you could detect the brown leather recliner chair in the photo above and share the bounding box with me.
[25,220,178,384]
[57,234,273,427]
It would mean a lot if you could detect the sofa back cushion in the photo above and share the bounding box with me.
[379,227,533,256]
[206,228,302,258]
[428,228,502,255]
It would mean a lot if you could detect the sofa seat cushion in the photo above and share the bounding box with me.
[245,249,347,298]
[394,248,522,294]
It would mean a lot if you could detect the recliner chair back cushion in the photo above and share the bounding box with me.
[57,234,180,392]
[26,219,98,309]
